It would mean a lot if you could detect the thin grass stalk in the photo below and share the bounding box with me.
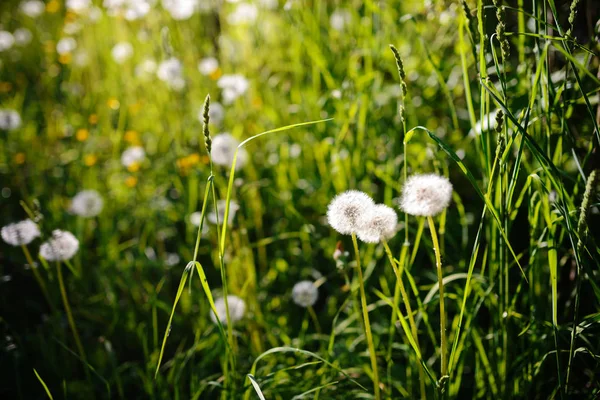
[351,232,380,400]
[382,240,426,399]
[22,245,54,311]
[56,261,89,381]
[427,216,448,393]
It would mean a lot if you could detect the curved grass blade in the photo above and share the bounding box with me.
[34,369,54,400]
[247,374,267,400]
[154,262,192,378]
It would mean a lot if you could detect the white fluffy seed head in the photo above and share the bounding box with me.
[39,230,79,261]
[69,190,104,217]
[210,133,247,170]
[1,219,40,246]
[326,190,375,235]
[0,109,22,131]
[207,200,240,225]
[210,295,246,326]
[399,174,453,217]
[356,204,398,243]
[292,280,319,308]
[121,146,145,167]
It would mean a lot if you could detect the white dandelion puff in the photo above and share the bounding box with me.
[67,0,92,13]
[121,146,145,167]
[198,57,219,76]
[0,109,22,131]
[69,190,104,218]
[292,280,319,308]
[210,295,246,325]
[0,31,15,52]
[56,37,77,55]
[227,3,258,25]
[39,230,79,261]
[103,0,152,20]
[157,57,185,91]
[1,219,40,246]
[217,74,248,104]
[330,9,351,31]
[162,0,198,20]
[111,42,133,64]
[207,200,240,225]
[210,133,248,170]
[189,212,209,235]
[13,29,33,46]
[20,0,45,18]
[399,174,453,217]
[356,204,398,243]
[164,252,180,267]
[326,190,375,235]
[135,58,157,78]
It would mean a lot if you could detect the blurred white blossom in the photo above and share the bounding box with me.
[121,146,146,167]
[1,219,40,246]
[162,0,198,20]
[292,280,319,308]
[20,0,45,17]
[217,74,248,104]
[210,295,246,325]
[227,3,258,25]
[56,37,77,55]
[198,57,219,76]
[69,190,104,218]
[210,133,247,170]
[207,200,240,225]
[111,42,134,64]
[40,230,80,262]
[157,57,185,91]
[0,32,15,52]
[0,109,22,131]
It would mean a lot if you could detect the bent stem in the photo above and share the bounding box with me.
[351,232,380,400]
[427,216,448,394]
[56,261,89,380]
[22,245,54,312]
[382,240,426,400]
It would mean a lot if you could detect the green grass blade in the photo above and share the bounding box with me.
[33,369,54,400]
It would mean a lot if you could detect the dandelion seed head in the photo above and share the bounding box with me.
[207,200,240,225]
[20,0,46,18]
[111,42,133,64]
[56,37,77,55]
[157,57,185,90]
[217,74,248,104]
[210,133,247,169]
[198,57,219,75]
[292,280,318,308]
[0,31,15,52]
[162,0,197,20]
[39,230,79,261]
[326,190,375,235]
[69,190,104,218]
[1,219,40,246]
[210,295,246,325]
[227,3,258,25]
[0,109,22,131]
[399,174,453,217]
[121,146,145,167]
[356,204,398,243]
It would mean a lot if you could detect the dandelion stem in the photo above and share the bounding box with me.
[56,261,89,380]
[382,240,426,400]
[21,245,54,312]
[351,232,380,400]
[427,216,448,391]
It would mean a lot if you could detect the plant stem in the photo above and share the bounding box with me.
[427,216,448,389]
[351,232,380,400]
[22,245,54,312]
[56,261,89,380]
[382,240,426,400]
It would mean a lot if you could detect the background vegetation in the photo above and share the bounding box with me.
[1,0,599,399]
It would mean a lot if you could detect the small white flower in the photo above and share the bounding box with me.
[13,29,33,46]
[165,252,180,267]
[330,9,351,31]
[292,280,318,308]
[198,57,219,75]
[356,204,398,243]
[39,230,80,261]
[162,0,198,20]
[67,0,92,13]
[210,133,248,170]
[189,211,210,235]
[327,190,375,235]
[217,74,248,104]
[1,219,40,246]
[104,0,152,20]
[111,42,133,64]
[20,0,45,18]
[157,57,185,90]
[399,174,453,217]
[0,31,15,52]
[227,3,258,25]
[207,200,240,225]
[56,37,77,55]
[199,101,224,125]
[135,58,157,78]
[121,146,145,167]
[210,295,246,325]
[0,109,22,131]
[69,190,104,217]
